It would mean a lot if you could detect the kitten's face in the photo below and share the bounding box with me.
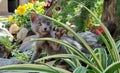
[30,12,53,36]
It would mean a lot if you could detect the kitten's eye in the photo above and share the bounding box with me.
[47,22,50,25]
[38,22,42,26]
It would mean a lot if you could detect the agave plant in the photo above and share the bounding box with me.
[0,2,120,73]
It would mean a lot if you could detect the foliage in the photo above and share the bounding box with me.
[115,0,120,40]
[0,36,31,62]
[73,66,87,73]
[90,0,104,25]
[0,36,13,51]
[53,0,103,31]
[0,2,120,73]
[11,49,32,62]
[116,0,120,25]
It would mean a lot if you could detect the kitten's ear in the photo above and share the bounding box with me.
[45,8,53,17]
[30,10,38,23]
[45,0,58,17]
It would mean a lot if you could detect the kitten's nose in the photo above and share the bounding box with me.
[44,28,47,31]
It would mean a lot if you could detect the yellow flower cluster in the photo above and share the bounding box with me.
[15,3,33,15]
[36,2,46,14]
[27,3,34,9]
[8,16,14,23]
[37,6,43,10]
[8,2,47,27]
[23,3,33,10]
[16,5,26,15]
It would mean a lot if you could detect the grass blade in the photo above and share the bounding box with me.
[0,64,71,73]
[103,61,120,73]
[35,54,101,73]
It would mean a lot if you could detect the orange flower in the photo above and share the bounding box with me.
[8,16,14,23]
[16,5,26,15]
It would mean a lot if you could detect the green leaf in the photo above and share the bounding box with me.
[0,64,71,73]
[87,70,96,73]
[103,61,120,73]
[93,48,108,69]
[73,66,87,73]
[63,59,78,70]
[35,54,101,73]
[116,40,120,52]
[35,54,80,62]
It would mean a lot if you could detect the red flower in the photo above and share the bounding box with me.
[43,1,51,10]
[43,6,49,10]
[55,7,61,12]
[95,28,104,35]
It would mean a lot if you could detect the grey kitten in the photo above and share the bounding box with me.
[29,10,58,63]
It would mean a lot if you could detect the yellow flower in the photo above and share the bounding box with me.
[16,5,26,15]
[23,4,27,8]
[8,16,14,23]
[37,6,45,14]
[27,3,33,9]
[37,6,43,10]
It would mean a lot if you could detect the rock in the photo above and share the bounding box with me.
[78,31,98,45]
[17,27,28,41]
[9,24,19,34]
[75,31,100,47]
[61,36,84,51]
[0,58,24,66]
[0,23,14,41]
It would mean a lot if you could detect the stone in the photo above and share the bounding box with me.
[0,58,24,66]
[61,36,84,51]
[0,23,14,41]
[17,27,28,41]
[9,24,19,35]
[75,31,100,47]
